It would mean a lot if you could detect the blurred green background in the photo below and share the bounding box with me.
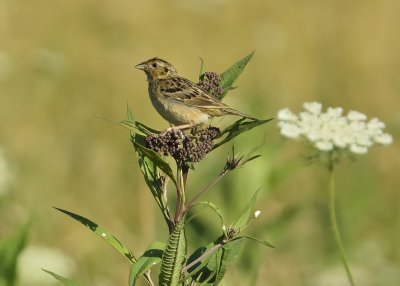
[1,0,399,285]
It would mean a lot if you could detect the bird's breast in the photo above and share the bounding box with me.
[148,82,210,126]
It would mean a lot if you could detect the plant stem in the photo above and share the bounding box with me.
[328,164,356,286]
[182,244,222,274]
[186,168,229,210]
[175,164,186,222]
[182,163,189,188]
[160,176,174,233]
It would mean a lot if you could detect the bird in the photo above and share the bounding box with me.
[135,57,256,131]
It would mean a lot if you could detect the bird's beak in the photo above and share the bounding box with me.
[135,62,146,70]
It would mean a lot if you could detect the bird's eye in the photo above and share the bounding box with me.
[152,63,158,68]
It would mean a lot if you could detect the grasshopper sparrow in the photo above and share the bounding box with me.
[135,57,256,130]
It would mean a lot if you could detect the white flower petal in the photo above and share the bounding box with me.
[277,108,298,121]
[347,110,367,121]
[303,102,322,115]
[350,144,368,154]
[306,131,320,142]
[333,135,348,148]
[327,107,343,118]
[355,134,373,147]
[374,133,393,145]
[367,118,385,130]
[279,123,302,139]
[315,141,334,151]
[349,120,366,131]
[299,111,315,121]
[277,102,392,155]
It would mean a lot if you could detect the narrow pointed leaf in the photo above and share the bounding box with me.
[231,189,261,230]
[132,141,177,186]
[183,242,222,283]
[135,121,160,135]
[127,104,134,121]
[220,51,255,99]
[117,119,140,134]
[213,238,245,285]
[137,156,162,199]
[43,269,81,286]
[54,208,136,263]
[198,57,205,79]
[126,106,160,135]
[196,247,223,286]
[117,120,159,136]
[129,241,165,286]
[213,118,273,149]
[236,235,274,248]
[131,131,173,228]
[159,216,187,286]
[189,201,225,227]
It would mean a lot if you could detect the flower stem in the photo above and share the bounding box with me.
[186,168,229,210]
[328,164,356,286]
[175,164,186,222]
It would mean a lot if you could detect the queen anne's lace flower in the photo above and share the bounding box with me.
[277,102,393,154]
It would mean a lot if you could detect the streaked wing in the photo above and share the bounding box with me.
[157,77,226,109]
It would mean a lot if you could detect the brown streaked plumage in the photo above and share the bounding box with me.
[135,57,256,129]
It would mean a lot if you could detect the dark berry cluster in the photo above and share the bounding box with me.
[145,127,221,164]
[196,72,224,99]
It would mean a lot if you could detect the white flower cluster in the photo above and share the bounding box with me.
[277,102,393,154]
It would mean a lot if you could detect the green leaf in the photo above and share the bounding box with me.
[96,116,156,137]
[99,105,158,136]
[189,201,225,228]
[213,118,273,150]
[54,208,136,263]
[130,124,174,229]
[129,241,165,286]
[135,147,173,231]
[183,242,222,284]
[198,57,205,79]
[230,189,261,231]
[119,119,138,133]
[116,120,159,136]
[236,235,274,248]
[159,216,187,286]
[0,223,29,285]
[132,141,177,186]
[213,238,244,285]
[126,105,160,135]
[43,269,81,286]
[127,104,134,121]
[136,121,160,135]
[135,143,165,201]
[219,51,255,99]
[196,247,224,286]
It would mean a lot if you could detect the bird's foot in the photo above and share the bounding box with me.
[160,124,195,136]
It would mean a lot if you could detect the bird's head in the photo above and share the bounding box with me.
[135,57,178,80]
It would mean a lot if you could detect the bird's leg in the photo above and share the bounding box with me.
[161,123,197,135]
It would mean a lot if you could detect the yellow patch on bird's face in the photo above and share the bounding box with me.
[136,57,178,80]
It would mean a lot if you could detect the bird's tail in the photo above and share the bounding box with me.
[224,107,257,120]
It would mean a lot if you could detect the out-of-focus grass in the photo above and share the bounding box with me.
[1,0,399,285]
